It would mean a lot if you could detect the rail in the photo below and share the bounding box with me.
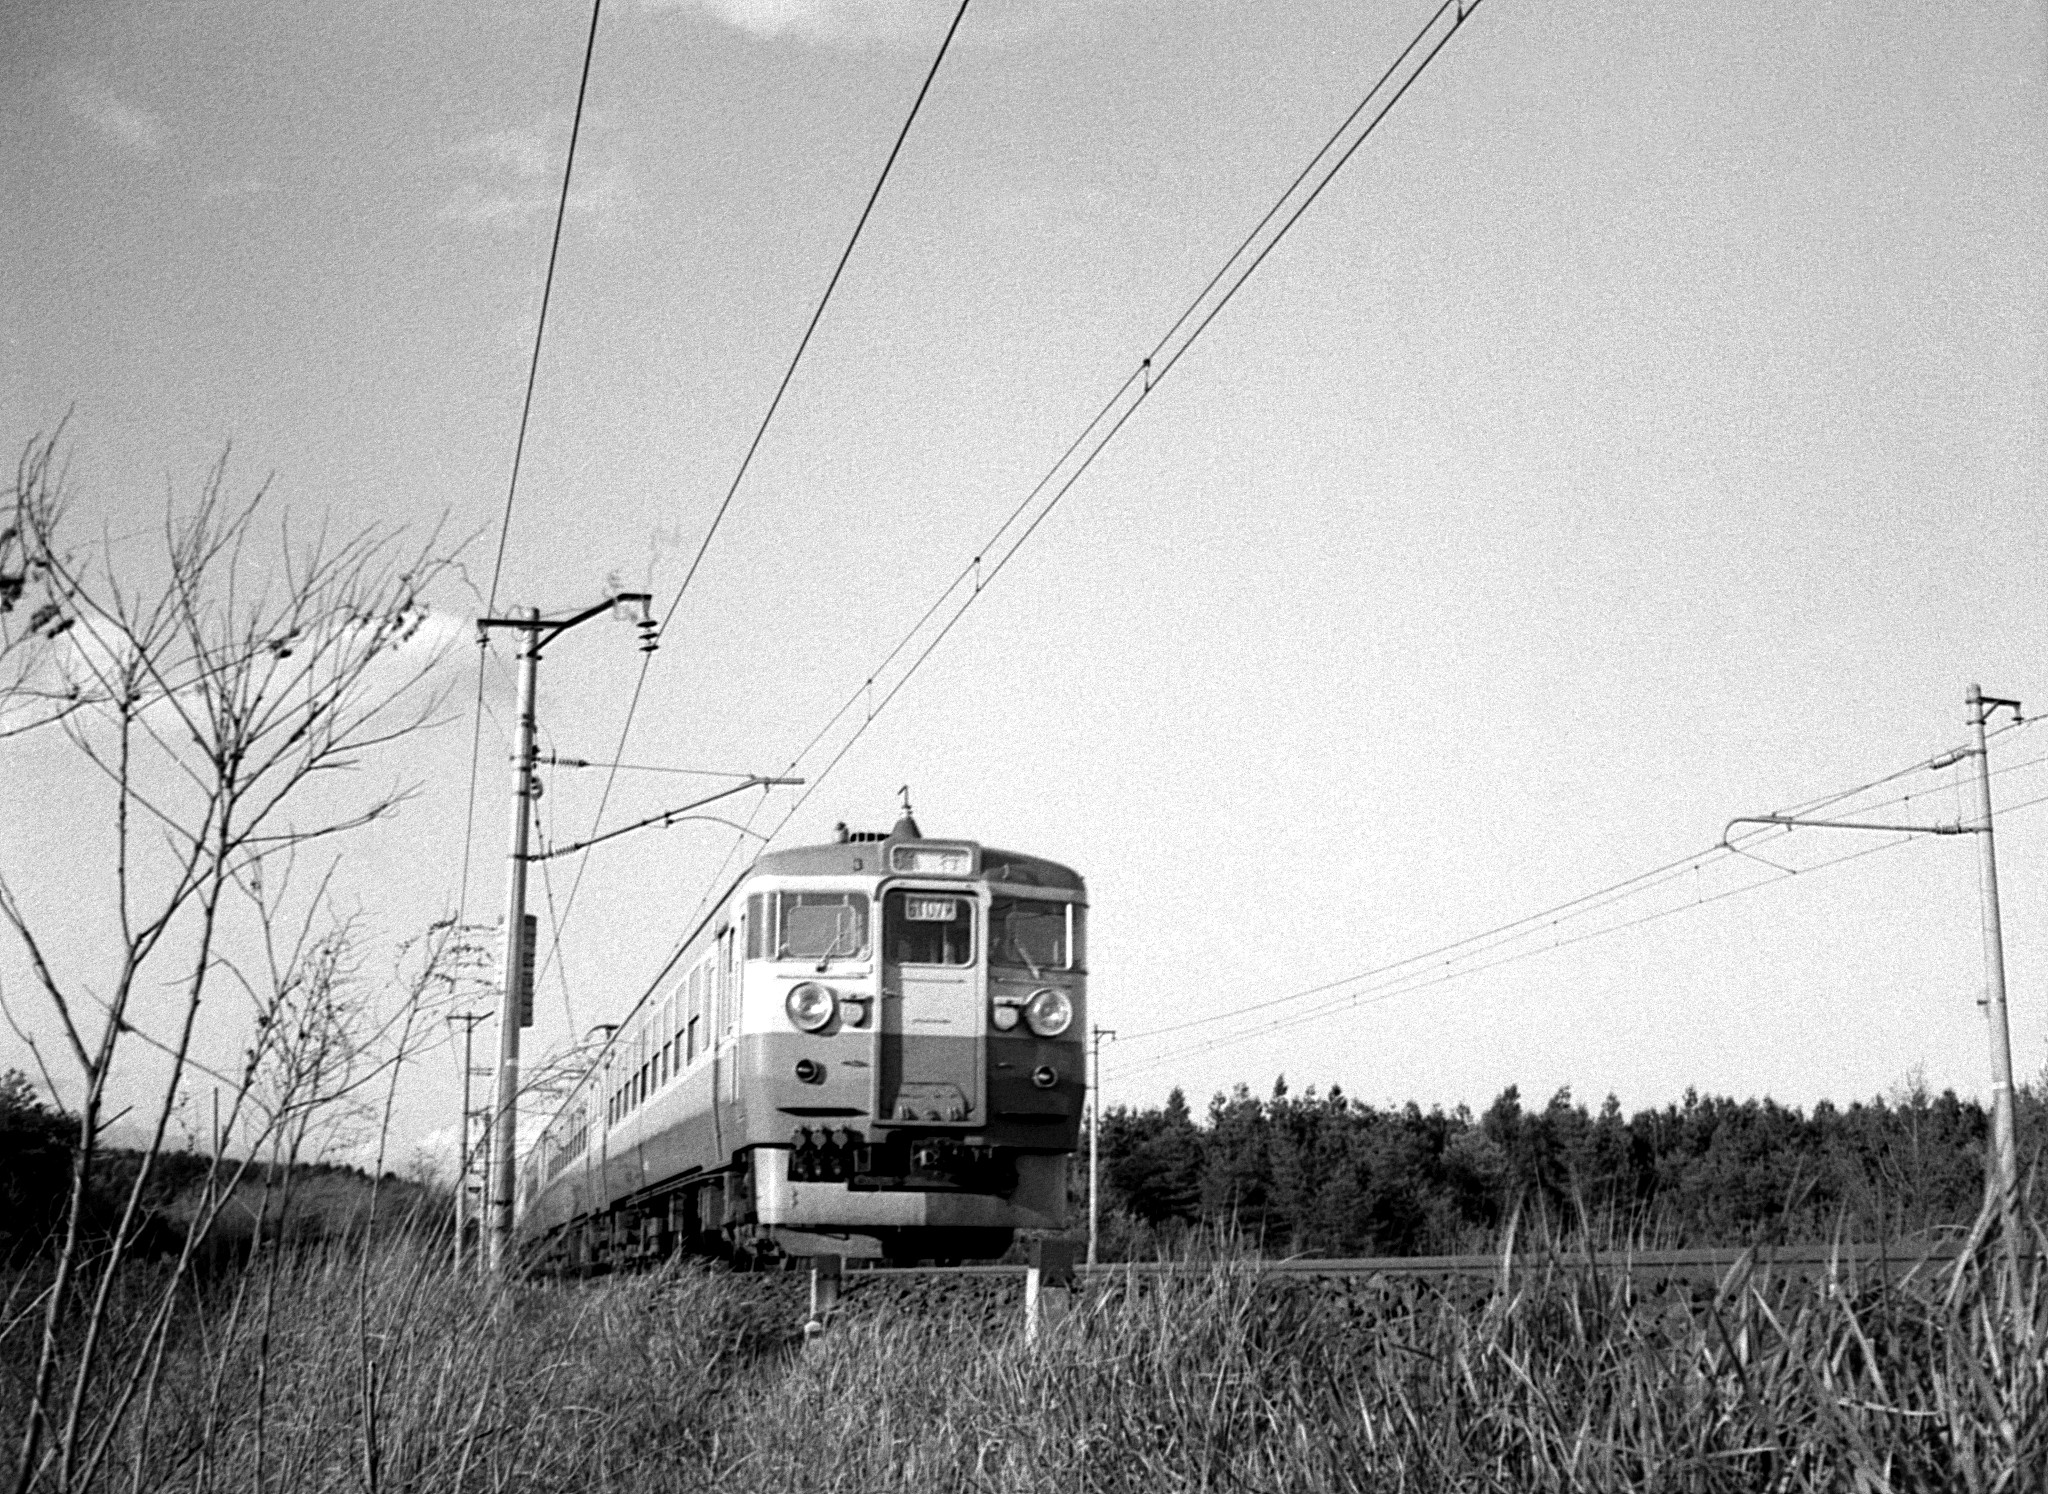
[796,1239,2020,1338]
[863,1240,1998,1280]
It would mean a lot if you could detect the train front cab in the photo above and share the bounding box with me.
[737,828,1086,1262]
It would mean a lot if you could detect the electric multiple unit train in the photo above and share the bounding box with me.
[515,813,1086,1269]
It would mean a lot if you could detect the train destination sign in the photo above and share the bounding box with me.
[889,843,974,875]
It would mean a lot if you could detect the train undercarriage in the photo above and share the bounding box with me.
[524,1141,1064,1275]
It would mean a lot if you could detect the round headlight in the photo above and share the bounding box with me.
[1023,987,1073,1038]
[786,983,836,1032]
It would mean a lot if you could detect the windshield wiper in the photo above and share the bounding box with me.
[814,943,861,973]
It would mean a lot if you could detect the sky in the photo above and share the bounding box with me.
[3,0,2045,1168]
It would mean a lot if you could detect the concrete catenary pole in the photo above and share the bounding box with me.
[1088,1025,1115,1266]
[1966,683,2021,1238]
[1723,685,2024,1244]
[488,608,540,1275]
[476,592,654,1277]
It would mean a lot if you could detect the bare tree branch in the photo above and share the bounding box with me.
[3,430,465,1494]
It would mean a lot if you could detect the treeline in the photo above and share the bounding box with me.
[1093,1077,2048,1257]
[0,1071,441,1265]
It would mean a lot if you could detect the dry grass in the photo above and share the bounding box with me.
[7,1220,2044,1493]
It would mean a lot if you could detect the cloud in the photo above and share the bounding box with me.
[640,0,939,44]
[440,127,640,236]
[449,129,555,181]
[414,1123,460,1156]
[62,80,167,160]
[639,0,1106,46]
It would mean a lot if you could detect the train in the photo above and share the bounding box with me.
[515,811,1087,1271]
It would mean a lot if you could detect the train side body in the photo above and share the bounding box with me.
[517,819,1085,1266]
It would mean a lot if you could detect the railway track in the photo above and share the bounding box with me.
[852,1239,2013,1283]
[784,1238,2026,1336]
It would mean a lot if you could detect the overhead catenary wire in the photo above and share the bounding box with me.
[1105,736,2048,1086]
[613,0,1494,1013]
[530,658,650,1014]
[1102,832,1904,1086]
[1108,794,2048,1087]
[532,736,2048,1135]
[1113,728,2043,1052]
[454,0,609,931]
[1117,728,2037,1047]
[655,0,975,640]
[526,1,974,1016]
[537,847,577,1031]
[532,776,798,862]
[743,0,1487,855]
[533,723,581,1031]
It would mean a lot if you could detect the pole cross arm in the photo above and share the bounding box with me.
[1721,685,2022,1254]
[528,776,804,861]
[1722,813,1973,847]
[479,592,656,652]
[482,592,655,1275]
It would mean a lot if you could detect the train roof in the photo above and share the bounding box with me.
[747,813,1084,894]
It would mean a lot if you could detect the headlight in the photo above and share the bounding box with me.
[786,982,836,1032]
[1023,988,1073,1038]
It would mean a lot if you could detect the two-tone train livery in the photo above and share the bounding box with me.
[516,814,1086,1269]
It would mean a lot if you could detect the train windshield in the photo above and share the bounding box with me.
[884,890,976,966]
[748,891,871,961]
[988,898,1080,973]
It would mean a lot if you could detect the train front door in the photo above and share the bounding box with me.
[878,888,983,1125]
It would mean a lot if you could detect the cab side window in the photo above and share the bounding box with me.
[989,897,1073,972]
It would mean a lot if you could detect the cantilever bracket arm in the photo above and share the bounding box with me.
[478,592,655,652]
[527,775,803,861]
[1721,813,1973,851]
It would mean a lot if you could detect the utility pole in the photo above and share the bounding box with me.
[1966,683,2022,1239]
[477,593,655,1275]
[1723,683,2022,1241]
[447,1011,490,1272]
[1088,1024,1116,1267]
[492,605,538,1278]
